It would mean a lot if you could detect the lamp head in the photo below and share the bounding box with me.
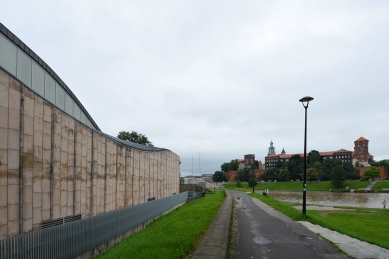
[299,96,314,103]
[299,96,314,108]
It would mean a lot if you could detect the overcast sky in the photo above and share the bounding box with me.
[2,1,389,176]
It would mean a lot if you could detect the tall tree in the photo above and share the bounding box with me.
[260,169,278,181]
[229,159,239,171]
[212,171,228,182]
[277,169,290,182]
[275,160,284,169]
[342,162,359,180]
[287,154,303,180]
[236,168,251,182]
[221,162,230,172]
[321,159,341,180]
[117,131,154,146]
[307,161,322,181]
[331,165,346,188]
[308,150,321,167]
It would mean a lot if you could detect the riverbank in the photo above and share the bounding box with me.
[223,179,389,191]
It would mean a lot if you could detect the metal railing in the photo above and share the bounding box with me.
[0,192,188,259]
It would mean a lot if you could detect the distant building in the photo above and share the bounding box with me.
[352,136,373,167]
[222,154,265,181]
[265,140,357,169]
[244,154,255,168]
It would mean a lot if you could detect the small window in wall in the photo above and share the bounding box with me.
[0,34,17,76]
[56,85,65,110]
[73,103,81,120]
[32,61,45,97]
[16,50,32,87]
[45,73,56,104]
[65,93,73,116]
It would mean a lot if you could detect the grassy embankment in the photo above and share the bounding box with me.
[248,192,389,250]
[95,191,225,259]
[372,180,389,191]
[223,180,370,191]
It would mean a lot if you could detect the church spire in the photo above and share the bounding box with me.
[281,147,286,155]
[268,140,276,155]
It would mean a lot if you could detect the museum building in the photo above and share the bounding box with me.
[0,23,180,240]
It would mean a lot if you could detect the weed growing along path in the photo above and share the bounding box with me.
[95,191,225,259]
[249,193,389,250]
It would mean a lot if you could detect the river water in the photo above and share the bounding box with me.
[266,191,389,208]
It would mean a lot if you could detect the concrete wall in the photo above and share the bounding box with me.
[0,68,180,240]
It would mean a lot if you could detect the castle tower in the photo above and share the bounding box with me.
[244,154,255,168]
[352,136,372,163]
[268,140,276,155]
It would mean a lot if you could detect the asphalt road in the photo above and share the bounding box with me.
[230,191,348,259]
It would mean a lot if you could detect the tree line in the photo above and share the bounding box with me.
[212,151,388,188]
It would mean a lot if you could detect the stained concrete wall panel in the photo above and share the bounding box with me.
[139,152,144,204]
[144,152,149,201]
[84,132,91,217]
[132,149,139,206]
[124,149,132,206]
[74,125,82,216]
[8,108,19,131]
[0,78,8,239]
[0,73,9,106]
[94,134,106,215]
[66,117,75,217]
[99,136,105,214]
[52,110,61,220]
[149,154,153,199]
[116,146,124,209]
[76,129,90,217]
[0,107,7,131]
[21,89,35,234]
[90,133,101,216]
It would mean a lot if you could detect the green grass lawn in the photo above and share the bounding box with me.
[249,193,389,250]
[95,191,225,259]
[223,180,370,191]
[372,180,389,191]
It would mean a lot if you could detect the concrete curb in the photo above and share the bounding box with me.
[191,190,233,259]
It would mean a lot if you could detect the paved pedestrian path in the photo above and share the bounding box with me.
[191,190,389,258]
[230,191,347,258]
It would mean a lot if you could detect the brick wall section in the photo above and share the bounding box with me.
[224,169,266,182]
[355,166,386,179]
[0,68,180,240]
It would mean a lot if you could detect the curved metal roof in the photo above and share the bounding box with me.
[0,22,100,131]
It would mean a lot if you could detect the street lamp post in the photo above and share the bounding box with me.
[299,96,314,215]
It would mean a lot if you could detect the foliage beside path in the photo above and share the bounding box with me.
[249,193,389,250]
[95,191,226,259]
